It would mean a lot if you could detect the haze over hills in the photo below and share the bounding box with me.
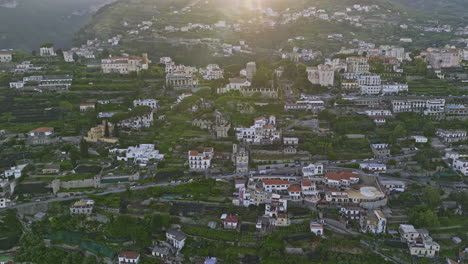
[0,0,117,52]
[1,0,467,52]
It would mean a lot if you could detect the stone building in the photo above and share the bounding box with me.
[306,64,334,86]
[232,144,249,174]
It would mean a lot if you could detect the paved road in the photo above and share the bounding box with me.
[1,171,245,212]
[0,182,173,212]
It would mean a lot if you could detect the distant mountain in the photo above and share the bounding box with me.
[390,0,468,17]
[0,0,18,8]
[0,0,117,52]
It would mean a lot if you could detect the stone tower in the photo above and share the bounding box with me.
[246,62,257,81]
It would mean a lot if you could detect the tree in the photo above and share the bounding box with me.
[104,120,110,137]
[392,124,407,140]
[113,125,120,137]
[408,205,439,228]
[251,66,273,88]
[79,139,88,158]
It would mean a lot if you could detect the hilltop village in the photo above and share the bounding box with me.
[0,1,468,264]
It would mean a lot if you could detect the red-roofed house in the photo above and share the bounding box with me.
[118,251,140,264]
[310,221,324,236]
[188,148,214,170]
[325,171,359,187]
[262,179,290,192]
[288,185,302,199]
[235,179,246,189]
[223,215,238,229]
[29,127,54,137]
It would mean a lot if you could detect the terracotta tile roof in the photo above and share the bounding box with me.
[301,180,313,187]
[224,215,238,223]
[325,171,359,181]
[204,147,214,152]
[118,251,140,259]
[288,185,302,192]
[235,179,245,185]
[31,127,54,133]
[189,150,199,156]
[262,179,290,186]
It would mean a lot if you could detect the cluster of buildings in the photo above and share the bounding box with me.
[284,95,325,112]
[235,115,281,145]
[110,144,165,166]
[117,110,154,130]
[101,53,150,74]
[421,46,465,69]
[399,224,440,257]
[10,75,73,90]
[445,148,468,176]
[161,57,199,88]
[279,4,381,28]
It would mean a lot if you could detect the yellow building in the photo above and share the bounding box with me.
[84,121,118,143]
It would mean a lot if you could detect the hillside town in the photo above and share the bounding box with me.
[1,0,468,263]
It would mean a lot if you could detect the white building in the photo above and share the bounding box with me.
[199,64,224,80]
[358,74,381,95]
[364,110,392,116]
[119,112,153,129]
[302,163,324,176]
[235,116,281,144]
[412,136,428,143]
[453,159,468,176]
[0,198,11,208]
[284,100,325,111]
[39,46,56,57]
[9,81,24,89]
[218,78,251,94]
[70,199,94,215]
[310,221,324,236]
[110,144,165,164]
[188,148,214,170]
[166,73,199,88]
[118,251,140,264]
[379,45,405,62]
[360,210,386,234]
[79,103,95,112]
[176,93,192,104]
[381,83,408,94]
[29,127,54,137]
[380,180,405,192]
[223,215,238,229]
[262,179,290,192]
[0,50,13,62]
[359,163,387,173]
[133,99,159,109]
[325,171,360,187]
[3,164,27,179]
[63,51,75,62]
[399,224,440,258]
[166,229,187,250]
[391,99,445,116]
[101,53,150,74]
[288,185,302,200]
[436,129,467,143]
